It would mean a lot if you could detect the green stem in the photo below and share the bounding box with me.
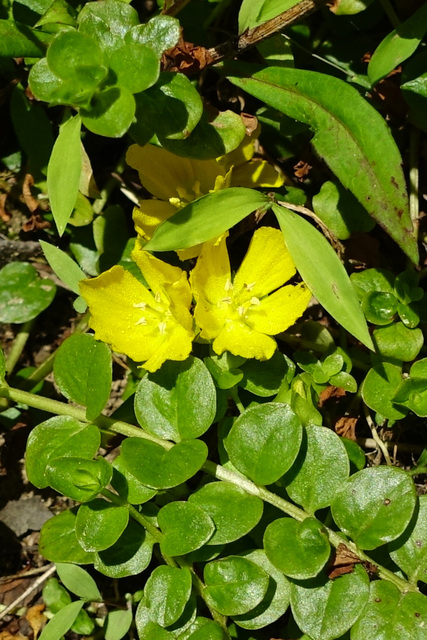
[6,319,35,376]
[229,387,244,414]
[379,0,400,27]
[2,383,418,595]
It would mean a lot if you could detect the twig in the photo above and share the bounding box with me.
[0,564,56,621]
[276,200,344,255]
[363,406,392,466]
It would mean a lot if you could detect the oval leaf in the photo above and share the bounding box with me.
[0,262,56,324]
[389,494,427,585]
[39,600,84,640]
[46,457,112,502]
[75,499,129,552]
[145,566,192,628]
[94,520,154,578]
[56,563,101,601]
[158,501,215,556]
[39,508,95,565]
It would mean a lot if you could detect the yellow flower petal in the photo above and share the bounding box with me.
[133,201,179,242]
[190,234,231,306]
[230,159,283,189]
[131,244,189,298]
[213,321,277,360]
[233,227,296,301]
[143,323,194,372]
[247,283,311,335]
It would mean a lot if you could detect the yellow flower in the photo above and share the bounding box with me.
[190,227,311,360]
[126,130,283,258]
[79,246,194,372]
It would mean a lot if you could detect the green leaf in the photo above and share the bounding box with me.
[178,618,227,639]
[368,3,427,85]
[120,438,208,489]
[40,241,86,294]
[264,517,330,579]
[361,361,407,420]
[81,86,135,138]
[393,359,427,417]
[145,566,192,627]
[134,357,216,442]
[188,482,263,545]
[43,578,72,613]
[226,64,417,263]
[0,19,51,57]
[111,456,157,505]
[312,180,374,240]
[35,0,77,28]
[46,457,112,502]
[39,600,84,640]
[0,347,5,380]
[372,322,423,362]
[94,520,154,578]
[56,563,101,601]
[53,333,112,421]
[75,499,129,552]
[232,549,290,630]
[158,501,215,556]
[109,43,159,94]
[39,508,95,564]
[47,114,82,236]
[273,205,373,350]
[46,30,107,85]
[238,0,298,32]
[401,51,427,133]
[331,466,416,550]
[351,580,427,640]
[105,609,133,640]
[77,0,139,58]
[125,15,180,57]
[28,58,63,103]
[333,0,374,14]
[225,402,302,485]
[239,351,294,397]
[389,495,427,585]
[145,188,270,252]
[282,425,350,513]
[26,416,100,488]
[290,565,370,640]
[135,605,174,640]
[0,262,56,324]
[204,556,269,616]
[362,292,397,326]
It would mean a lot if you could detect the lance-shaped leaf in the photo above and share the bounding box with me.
[226,63,417,264]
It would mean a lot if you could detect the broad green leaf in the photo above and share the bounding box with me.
[158,501,215,556]
[331,466,416,550]
[373,322,423,362]
[39,600,84,640]
[46,457,112,502]
[125,15,180,57]
[351,580,427,640]
[238,0,298,33]
[204,556,269,616]
[361,361,407,420]
[239,351,294,397]
[56,563,101,601]
[145,566,192,627]
[290,565,370,640]
[46,30,107,85]
[389,494,427,585]
[47,114,82,236]
[77,0,139,58]
[226,65,417,263]
[81,86,135,138]
[26,416,100,488]
[188,482,263,545]
[39,508,95,564]
[40,241,86,294]
[225,402,302,485]
[0,19,51,57]
[368,3,427,85]
[0,262,56,324]
[53,333,112,421]
[264,517,330,579]
[95,520,154,578]
[282,425,350,513]
[145,188,270,252]
[75,499,129,552]
[135,604,174,640]
[120,438,208,489]
[105,609,133,640]
[108,43,159,94]
[273,205,373,349]
[134,357,216,442]
[232,549,290,630]
[111,456,157,505]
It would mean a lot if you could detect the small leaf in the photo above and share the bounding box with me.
[47,114,82,236]
[125,15,180,57]
[158,501,215,556]
[77,0,139,57]
[56,563,101,601]
[362,361,407,420]
[0,19,51,57]
[145,566,192,628]
[145,188,270,252]
[94,520,154,578]
[111,456,157,505]
[40,241,86,295]
[373,322,423,362]
[0,262,56,324]
[39,508,95,565]
[46,30,107,85]
[108,43,159,94]
[331,466,416,550]
[105,609,133,640]
[274,205,373,350]
[312,180,374,240]
[46,457,112,502]
[81,86,135,138]
[239,351,294,397]
[135,605,174,640]
[389,494,427,585]
[75,499,129,552]
[39,600,84,640]
[238,0,298,32]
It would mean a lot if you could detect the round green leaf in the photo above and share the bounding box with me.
[188,482,263,545]
[47,30,107,85]
[54,333,112,421]
[111,455,157,505]
[94,520,154,578]
[134,357,216,442]
[226,402,302,485]
[290,565,370,640]
[362,291,397,325]
[232,549,290,630]
[77,0,139,58]
[125,15,180,57]
[351,580,427,640]
[26,416,100,489]
[239,351,294,397]
[29,57,64,102]
[373,322,423,362]
[283,425,350,513]
[362,362,407,420]
[0,262,56,323]
[109,43,159,94]
[204,556,269,616]
[158,502,215,556]
[81,86,135,138]
[135,605,174,640]
[120,437,208,489]
[46,456,112,502]
[264,517,330,579]
[39,508,94,564]
[145,566,192,628]
[389,495,427,585]
[331,466,416,550]
[75,498,129,552]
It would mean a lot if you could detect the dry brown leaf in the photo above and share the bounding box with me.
[0,632,28,640]
[293,160,312,181]
[22,174,38,214]
[26,604,46,639]
[162,36,215,74]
